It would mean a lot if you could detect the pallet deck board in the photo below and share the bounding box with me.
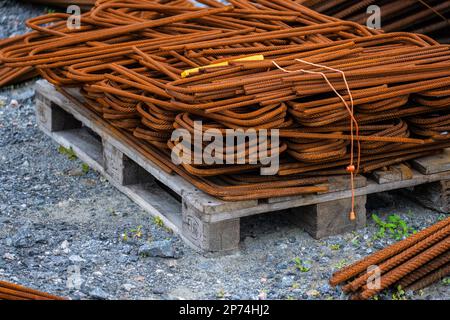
[412,149,450,175]
[34,80,450,251]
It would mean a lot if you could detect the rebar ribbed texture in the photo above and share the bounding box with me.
[302,0,450,43]
[0,280,66,300]
[330,217,450,300]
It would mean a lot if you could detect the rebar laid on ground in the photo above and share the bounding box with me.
[405,263,450,292]
[330,217,450,300]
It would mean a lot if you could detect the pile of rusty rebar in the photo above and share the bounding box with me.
[330,216,450,300]
[1,0,450,202]
[0,280,66,300]
[300,0,450,43]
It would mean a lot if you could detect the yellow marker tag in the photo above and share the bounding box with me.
[181,55,264,78]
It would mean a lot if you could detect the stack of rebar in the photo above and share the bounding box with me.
[0,280,66,300]
[1,0,450,201]
[330,217,450,299]
[299,0,450,43]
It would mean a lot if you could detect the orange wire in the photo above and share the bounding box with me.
[273,59,360,220]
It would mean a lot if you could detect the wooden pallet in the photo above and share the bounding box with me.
[34,80,450,252]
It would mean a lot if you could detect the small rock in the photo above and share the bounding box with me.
[258,291,267,300]
[9,99,18,108]
[275,262,288,270]
[152,287,165,295]
[197,261,211,270]
[320,284,332,294]
[60,240,70,250]
[281,276,294,288]
[134,276,145,282]
[169,287,197,300]
[128,255,138,262]
[123,283,136,292]
[167,259,178,268]
[307,289,321,298]
[89,288,109,300]
[138,240,179,259]
[67,168,84,177]
[11,221,36,248]
[0,217,11,224]
[98,232,108,241]
[3,253,15,261]
[121,244,133,254]
[69,255,85,263]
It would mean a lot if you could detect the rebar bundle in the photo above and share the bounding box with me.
[330,217,450,300]
[1,0,450,202]
[300,0,450,43]
[0,280,66,300]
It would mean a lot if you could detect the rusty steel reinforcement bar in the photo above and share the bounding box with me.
[330,217,450,286]
[342,224,450,293]
[1,0,450,202]
[405,263,450,292]
[301,0,450,43]
[397,251,450,289]
[0,280,66,300]
[359,236,449,299]
[330,217,450,300]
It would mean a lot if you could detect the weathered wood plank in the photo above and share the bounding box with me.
[412,149,450,175]
[289,196,367,239]
[35,92,81,132]
[103,139,154,186]
[406,181,450,213]
[182,204,240,252]
[372,164,414,184]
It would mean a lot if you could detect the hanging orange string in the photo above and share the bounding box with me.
[273,59,360,221]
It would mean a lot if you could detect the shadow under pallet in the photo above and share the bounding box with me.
[35,80,450,252]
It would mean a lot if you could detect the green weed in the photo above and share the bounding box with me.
[293,257,310,272]
[330,244,341,251]
[58,146,77,161]
[372,214,416,240]
[81,163,90,174]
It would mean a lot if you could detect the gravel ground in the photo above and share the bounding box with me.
[0,1,449,301]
